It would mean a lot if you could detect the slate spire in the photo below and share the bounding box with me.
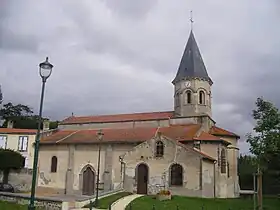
[172,30,212,85]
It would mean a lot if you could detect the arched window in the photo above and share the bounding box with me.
[220,149,226,174]
[51,156,58,173]
[185,90,192,104]
[155,141,164,157]
[170,163,183,186]
[199,90,205,105]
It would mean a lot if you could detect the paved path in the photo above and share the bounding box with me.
[111,194,143,210]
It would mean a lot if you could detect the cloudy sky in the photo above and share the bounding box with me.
[1,0,280,154]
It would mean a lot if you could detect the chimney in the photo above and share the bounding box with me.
[7,120,14,128]
[43,120,50,131]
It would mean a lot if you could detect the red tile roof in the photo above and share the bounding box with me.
[210,126,240,138]
[194,132,231,144]
[40,124,200,144]
[0,128,37,135]
[159,124,201,141]
[60,111,174,124]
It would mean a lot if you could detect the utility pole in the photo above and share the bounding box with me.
[257,165,263,210]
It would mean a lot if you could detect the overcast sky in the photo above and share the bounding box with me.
[1,0,280,154]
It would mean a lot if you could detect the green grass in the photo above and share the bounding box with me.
[0,201,45,210]
[85,191,133,209]
[126,195,280,210]
[0,201,29,210]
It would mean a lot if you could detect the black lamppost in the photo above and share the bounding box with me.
[28,57,53,210]
[95,129,104,207]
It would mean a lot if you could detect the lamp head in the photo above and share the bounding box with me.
[97,129,104,141]
[39,57,53,81]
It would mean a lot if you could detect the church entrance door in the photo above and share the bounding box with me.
[82,167,95,195]
[136,163,148,194]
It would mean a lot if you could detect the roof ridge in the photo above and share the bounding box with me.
[66,110,173,118]
[55,130,81,144]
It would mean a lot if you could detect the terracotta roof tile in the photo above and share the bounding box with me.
[41,130,76,143]
[40,124,200,144]
[159,124,201,141]
[60,111,174,124]
[40,125,216,161]
[41,128,158,144]
[0,128,37,135]
[210,126,240,138]
[195,132,222,141]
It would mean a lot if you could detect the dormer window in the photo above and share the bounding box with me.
[155,141,164,157]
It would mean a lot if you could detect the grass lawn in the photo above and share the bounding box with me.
[0,200,28,210]
[127,195,280,210]
[0,201,45,210]
[84,191,133,209]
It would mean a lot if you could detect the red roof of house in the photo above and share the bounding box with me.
[60,111,174,124]
[210,126,240,138]
[0,128,37,135]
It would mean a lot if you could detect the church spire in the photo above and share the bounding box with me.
[172,29,212,85]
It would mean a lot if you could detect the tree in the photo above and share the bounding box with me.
[0,102,33,120]
[238,155,257,190]
[246,97,280,170]
[0,149,25,184]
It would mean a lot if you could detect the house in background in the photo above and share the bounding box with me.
[0,120,52,169]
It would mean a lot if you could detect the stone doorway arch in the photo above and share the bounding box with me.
[136,163,149,194]
[81,165,95,195]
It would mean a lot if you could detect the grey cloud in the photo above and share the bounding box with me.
[103,0,158,19]
[1,0,280,155]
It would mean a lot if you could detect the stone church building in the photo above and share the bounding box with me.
[38,30,240,198]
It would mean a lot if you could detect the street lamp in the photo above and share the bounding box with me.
[95,129,104,207]
[28,57,53,210]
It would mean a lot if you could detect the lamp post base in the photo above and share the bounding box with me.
[28,205,36,210]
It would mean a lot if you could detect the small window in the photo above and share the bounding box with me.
[185,90,192,104]
[0,135,7,149]
[175,93,180,106]
[193,141,201,150]
[170,163,183,186]
[221,148,226,174]
[155,141,164,157]
[199,91,205,105]
[51,156,58,173]
[18,136,28,152]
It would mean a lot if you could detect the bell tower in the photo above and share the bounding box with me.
[172,30,213,118]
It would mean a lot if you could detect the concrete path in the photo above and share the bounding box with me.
[111,194,143,210]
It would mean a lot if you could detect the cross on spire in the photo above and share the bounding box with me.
[190,10,194,30]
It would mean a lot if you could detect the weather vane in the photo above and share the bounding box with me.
[190,10,194,30]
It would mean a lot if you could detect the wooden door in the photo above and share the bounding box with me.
[82,167,95,195]
[136,164,148,194]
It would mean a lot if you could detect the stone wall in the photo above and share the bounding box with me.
[0,168,32,192]
[0,192,63,210]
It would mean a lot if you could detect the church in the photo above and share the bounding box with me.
[38,29,240,198]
